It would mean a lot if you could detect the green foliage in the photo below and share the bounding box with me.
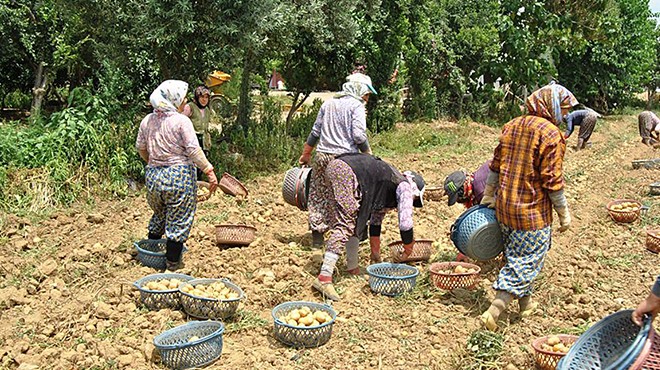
[460,330,504,369]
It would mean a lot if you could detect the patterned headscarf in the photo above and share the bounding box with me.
[149,80,188,113]
[525,82,578,125]
[194,85,211,109]
[334,81,372,102]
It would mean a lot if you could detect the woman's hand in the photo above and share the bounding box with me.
[206,170,218,193]
[632,292,660,326]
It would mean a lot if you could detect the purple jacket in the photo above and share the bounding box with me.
[472,161,491,205]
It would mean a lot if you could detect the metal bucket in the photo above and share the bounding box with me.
[450,205,503,261]
[282,167,312,210]
[650,182,660,196]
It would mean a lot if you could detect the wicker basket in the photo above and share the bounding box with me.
[388,239,434,262]
[197,181,212,202]
[630,325,660,370]
[423,186,445,202]
[606,199,642,223]
[133,273,194,310]
[134,239,188,270]
[153,320,224,370]
[366,263,419,296]
[532,334,579,370]
[646,230,660,253]
[218,172,248,197]
[650,182,660,196]
[429,262,481,290]
[271,301,337,348]
[179,278,244,320]
[215,224,257,246]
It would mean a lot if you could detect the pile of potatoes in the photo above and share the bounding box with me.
[611,202,640,212]
[450,265,477,274]
[278,306,333,328]
[142,278,184,291]
[197,186,211,198]
[180,281,240,300]
[541,335,572,354]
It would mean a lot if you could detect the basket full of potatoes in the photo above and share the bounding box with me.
[271,301,337,348]
[179,278,245,320]
[532,334,578,370]
[606,199,642,223]
[133,273,194,310]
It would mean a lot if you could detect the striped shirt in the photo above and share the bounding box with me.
[490,115,566,230]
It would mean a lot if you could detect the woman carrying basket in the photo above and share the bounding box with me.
[479,82,576,330]
[298,73,376,249]
[313,153,425,301]
[136,80,219,271]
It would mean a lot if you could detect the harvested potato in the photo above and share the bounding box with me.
[541,336,573,354]
[448,265,477,274]
[182,281,240,300]
[188,335,200,342]
[280,309,332,327]
[142,278,184,291]
[197,187,210,197]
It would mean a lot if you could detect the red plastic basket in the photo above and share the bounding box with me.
[630,326,660,370]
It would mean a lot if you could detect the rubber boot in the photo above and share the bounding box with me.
[312,231,324,249]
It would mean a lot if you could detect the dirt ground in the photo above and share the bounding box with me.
[1,115,659,370]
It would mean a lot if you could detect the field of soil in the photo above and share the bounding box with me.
[1,114,659,370]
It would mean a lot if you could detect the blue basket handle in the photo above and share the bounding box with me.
[608,314,652,370]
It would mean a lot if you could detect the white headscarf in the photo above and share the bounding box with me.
[149,80,189,113]
[335,81,372,102]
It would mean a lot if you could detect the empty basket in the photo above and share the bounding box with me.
[153,320,224,370]
[388,240,434,262]
[218,172,248,197]
[215,224,257,246]
[134,239,188,270]
[366,263,419,296]
[647,230,660,254]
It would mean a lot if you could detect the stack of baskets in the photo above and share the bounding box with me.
[366,263,419,296]
[428,262,481,290]
[133,273,194,310]
[271,301,337,348]
[218,172,248,197]
[388,240,434,262]
[153,320,225,370]
[215,224,257,246]
[557,310,660,369]
[179,278,245,320]
[134,239,188,270]
[531,334,579,370]
[606,199,642,223]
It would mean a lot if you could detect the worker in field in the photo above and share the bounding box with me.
[136,80,219,271]
[312,153,425,301]
[444,160,492,262]
[638,111,660,147]
[564,108,600,151]
[183,85,215,180]
[298,73,377,250]
[479,82,576,331]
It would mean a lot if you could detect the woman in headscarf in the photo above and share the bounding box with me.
[479,82,577,330]
[298,73,376,257]
[312,153,425,301]
[183,85,215,180]
[136,80,219,271]
[638,111,660,147]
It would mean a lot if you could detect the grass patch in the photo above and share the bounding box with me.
[454,329,504,370]
[596,252,642,268]
[225,309,269,334]
[371,123,476,158]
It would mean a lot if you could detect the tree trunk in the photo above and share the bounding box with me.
[285,91,311,125]
[30,62,47,122]
[237,52,253,135]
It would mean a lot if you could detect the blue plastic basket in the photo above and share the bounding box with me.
[450,205,503,261]
[271,301,336,348]
[179,278,245,320]
[134,239,188,270]
[133,273,194,310]
[153,320,224,370]
[556,310,652,370]
[366,263,419,296]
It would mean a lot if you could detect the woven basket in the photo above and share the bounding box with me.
[630,325,660,370]
[134,239,188,270]
[179,278,244,320]
[271,301,337,348]
[282,167,312,211]
[215,224,257,246]
[388,240,434,262]
[532,335,579,370]
[133,273,194,310]
[153,320,224,370]
[650,182,660,196]
[197,181,212,202]
[647,230,660,253]
[606,199,642,223]
[429,262,481,290]
[218,172,248,197]
[423,186,445,202]
[366,263,419,296]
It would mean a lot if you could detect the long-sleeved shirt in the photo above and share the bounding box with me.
[653,276,660,297]
[306,96,369,154]
[490,115,566,230]
[368,181,414,236]
[565,109,589,137]
[471,161,491,205]
[136,112,201,167]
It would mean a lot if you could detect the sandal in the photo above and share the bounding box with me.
[480,311,498,332]
[312,278,340,301]
[520,301,539,317]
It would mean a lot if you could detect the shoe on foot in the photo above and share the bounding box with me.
[480,311,498,332]
[520,301,539,317]
[347,267,361,275]
[312,278,340,301]
[166,260,182,271]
